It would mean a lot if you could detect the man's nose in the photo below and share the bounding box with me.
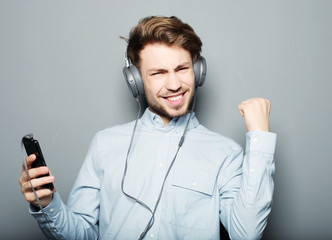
[166,72,181,91]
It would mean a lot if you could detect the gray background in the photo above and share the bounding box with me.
[1,0,331,239]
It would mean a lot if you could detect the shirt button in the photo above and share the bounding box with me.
[49,208,54,213]
[192,182,197,186]
[149,233,154,238]
[252,137,258,143]
[159,163,163,168]
[53,229,57,232]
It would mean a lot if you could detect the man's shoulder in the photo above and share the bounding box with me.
[92,121,136,143]
[98,121,135,134]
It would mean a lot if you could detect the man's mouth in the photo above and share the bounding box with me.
[164,92,186,105]
[167,94,183,101]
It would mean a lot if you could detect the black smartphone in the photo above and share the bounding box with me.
[22,134,54,190]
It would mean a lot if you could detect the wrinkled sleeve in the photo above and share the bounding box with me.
[30,135,101,239]
[219,131,276,240]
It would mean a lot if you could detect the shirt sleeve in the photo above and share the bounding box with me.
[29,135,101,240]
[219,130,276,240]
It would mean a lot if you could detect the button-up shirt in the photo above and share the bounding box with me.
[30,108,276,239]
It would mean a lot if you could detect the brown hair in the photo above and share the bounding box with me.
[125,16,202,68]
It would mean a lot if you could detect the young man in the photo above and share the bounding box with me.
[19,16,276,239]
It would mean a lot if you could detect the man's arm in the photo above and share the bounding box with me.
[19,136,101,239]
[219,98,276,239]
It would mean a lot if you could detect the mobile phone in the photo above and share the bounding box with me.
[22,134,54,190]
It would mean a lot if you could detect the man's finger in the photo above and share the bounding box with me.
[22,175,55,193]
[24,188,55,203]
[23,167,50,181]
[22,154,37,172]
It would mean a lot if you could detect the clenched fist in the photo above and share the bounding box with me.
[238,98,271,132]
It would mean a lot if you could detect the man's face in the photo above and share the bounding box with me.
[139,43,195,126]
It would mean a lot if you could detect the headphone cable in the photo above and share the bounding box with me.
[121,94,197,239]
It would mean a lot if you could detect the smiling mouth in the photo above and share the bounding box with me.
[163,92,186,105]
[167,94,183,101]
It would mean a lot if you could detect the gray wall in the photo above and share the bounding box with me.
[1,0,331,239]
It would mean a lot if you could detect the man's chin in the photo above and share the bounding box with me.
[149,105,189,120]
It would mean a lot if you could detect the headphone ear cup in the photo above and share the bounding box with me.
[193,56,207,87]
[122,64,145,97]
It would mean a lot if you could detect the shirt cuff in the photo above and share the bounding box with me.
[29,192,62,218]
[245,130,277,154]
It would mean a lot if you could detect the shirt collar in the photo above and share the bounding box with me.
[140,108,199,132]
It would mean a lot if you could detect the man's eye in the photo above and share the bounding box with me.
[178,67,189,71]
[151,72,161,76]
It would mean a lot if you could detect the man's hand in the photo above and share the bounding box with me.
[19,154,56,208]
[238,98,271,132]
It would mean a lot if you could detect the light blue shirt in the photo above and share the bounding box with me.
[30,108,276,239]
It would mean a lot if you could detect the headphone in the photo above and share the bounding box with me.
[123,53,207,98]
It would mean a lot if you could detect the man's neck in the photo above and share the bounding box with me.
[161,116,171,128]
[148,107,171,127]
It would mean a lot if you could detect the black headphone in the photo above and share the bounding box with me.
[123,53,207,97]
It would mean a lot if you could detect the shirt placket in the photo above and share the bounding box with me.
[146,128,174,239]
